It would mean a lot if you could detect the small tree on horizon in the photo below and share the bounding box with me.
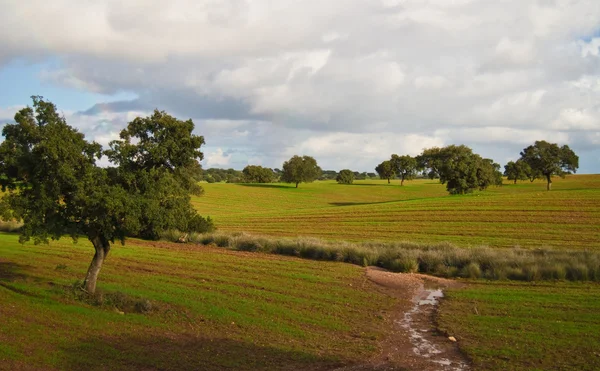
[280,155,322,188]
[519,140,579,191]
[375,160,395,184]
[390,154,417,186]
[242,165,276,183]
[504,160,531,184]
[336,169,355,184]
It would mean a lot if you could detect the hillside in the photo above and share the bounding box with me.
[192,175,600,249]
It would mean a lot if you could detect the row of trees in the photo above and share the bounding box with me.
[236,142,579,193]
[373,146,503,194]
[372,142,578,194]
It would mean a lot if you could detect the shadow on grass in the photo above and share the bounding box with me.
[235,183,294,189]
[329,200,402,207]
[0,261,29,282]
[0,261,42,297]
[62,334,343,371]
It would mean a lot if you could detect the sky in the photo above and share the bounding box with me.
[0,0,599,173]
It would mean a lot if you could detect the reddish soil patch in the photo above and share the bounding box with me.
[335,267,470,371]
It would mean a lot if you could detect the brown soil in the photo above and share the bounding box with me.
[334,267,470,371]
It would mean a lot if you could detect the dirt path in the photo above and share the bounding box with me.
[335,267,470,371]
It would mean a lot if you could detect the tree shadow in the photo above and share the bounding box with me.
[0,261,42,297]
[235,183,294,189]
[0,261,29,282]
[61,333,345,371]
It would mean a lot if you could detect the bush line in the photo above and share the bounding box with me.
[161,230,600,282]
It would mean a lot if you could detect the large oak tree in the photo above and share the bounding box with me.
[519,140,578,190]
[281,155,321,188]
[0,97,213,293]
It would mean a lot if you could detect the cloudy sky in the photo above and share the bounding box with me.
[1,0,599,172]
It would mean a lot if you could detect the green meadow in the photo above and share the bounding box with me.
[438,282,600,370]
[2,174,600,370]
[193,174,600,249]
[0,233,394,370]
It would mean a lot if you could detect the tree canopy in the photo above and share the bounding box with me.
[336,169,355,184]
[242,165,276,183]
[504,160,531,184]
[281,155,322,188]
[0,97,214,293]
[390,154,417,186]
[375,160,395,184]
[420,145,502,194]
[519,140,578,190]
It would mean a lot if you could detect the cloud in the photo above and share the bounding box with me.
[204,148,232,167]
[1,0,600,172]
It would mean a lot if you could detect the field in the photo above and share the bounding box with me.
[3,174,600,370]
[0,233,395,370]
[192,175,600,249]
[438,282,600,370]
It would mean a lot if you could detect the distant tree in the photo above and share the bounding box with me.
[203,168,243,183]
[375,160,395,184]
[353,171,368,180]
[320,170,338,180]
[390,154,418,186]
[281,155,322,188]
[504,160,531,184]
[519,140,579,190]
[336,169,355,184]
[0,97,214,294]
[420,145,502,194]
[242,165,275,183]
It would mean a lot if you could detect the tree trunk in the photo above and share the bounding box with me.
[514,179,517,184]
[83,235,110,294]
[546,175,552,191]
[387,178,390,184]
[400,177,404,186]
[295,182,299,188]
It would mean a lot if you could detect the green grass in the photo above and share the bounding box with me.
[438,281,600,370]
[193,175,600,249]
[0,232,395,370]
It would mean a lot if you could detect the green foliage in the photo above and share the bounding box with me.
[374,160,395,183]
[420,145,502,194]
[503,160,532,184]
[242,165,276,183]
[0,97,214,291]
[416,147,443,179]
[281,155,322,188]
[336,169,355,184]
[203,168,243,183]
[519,140,579,190]
[390,154,417,186]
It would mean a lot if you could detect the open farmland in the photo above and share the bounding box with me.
[0,233,395,370]
[438,281,600,370]
[192,175,600,249]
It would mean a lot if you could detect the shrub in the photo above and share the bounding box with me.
[158,231,600,282]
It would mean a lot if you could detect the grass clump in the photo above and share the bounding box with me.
[68,281,156,314]
[162,230,600,282]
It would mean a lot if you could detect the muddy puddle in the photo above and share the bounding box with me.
[399,282,468,371]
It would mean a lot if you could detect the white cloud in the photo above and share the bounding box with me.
[204,148,232,167]
[1,0,600,172]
